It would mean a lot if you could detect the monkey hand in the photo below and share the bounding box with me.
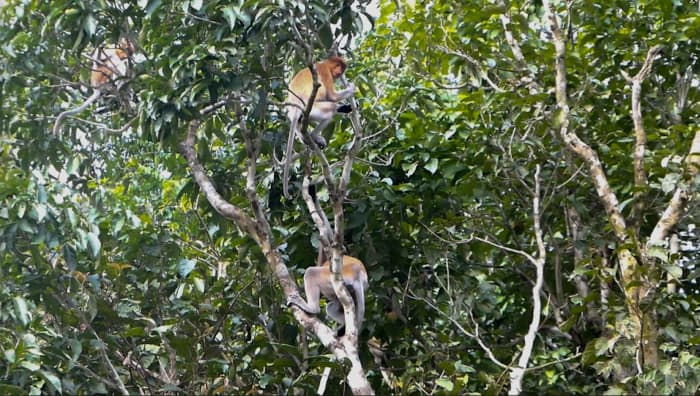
[346,83,356,96]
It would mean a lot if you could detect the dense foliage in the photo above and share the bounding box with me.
[1,0,698,394]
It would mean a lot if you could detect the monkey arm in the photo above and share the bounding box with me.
[325,83,356,102]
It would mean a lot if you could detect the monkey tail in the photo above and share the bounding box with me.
[53,89,102,135]
[282,115,298,199]
[361,268,369,290]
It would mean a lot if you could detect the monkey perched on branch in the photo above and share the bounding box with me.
[283,56,356,198]
[53,38,135,135]
[287,255,368,334]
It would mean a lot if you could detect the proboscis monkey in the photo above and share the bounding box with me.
[53,38,135,135]
[287,255,368,334]
[283,56,356,198]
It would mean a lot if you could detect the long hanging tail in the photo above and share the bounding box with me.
[282,115,298,199]
[53,89,102,135]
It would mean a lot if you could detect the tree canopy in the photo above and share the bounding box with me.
[1,0,699,395]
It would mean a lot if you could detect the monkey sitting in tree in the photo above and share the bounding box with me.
[287,254,368,335]
[283,56,356,198]
[53,38,135,135]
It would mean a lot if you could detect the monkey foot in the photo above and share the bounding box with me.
[286,293,299,307]
[312,135,327,149]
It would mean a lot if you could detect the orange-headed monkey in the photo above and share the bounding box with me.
[53,38,135,135]
[283,56,356,197]
[287,255,368,333]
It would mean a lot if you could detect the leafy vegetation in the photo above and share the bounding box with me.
[1,0,698,394]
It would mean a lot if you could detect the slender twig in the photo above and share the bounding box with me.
[412,293,509,370]
[508,165,546,395]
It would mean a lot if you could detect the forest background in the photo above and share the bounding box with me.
[0,0,699,394]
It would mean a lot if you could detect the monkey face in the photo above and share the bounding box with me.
[331,63,345,79]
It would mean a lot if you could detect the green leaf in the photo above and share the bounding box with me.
[39,370,62,393]
[436,378,454,391]
[663,264,683,280]
[647,244,668,262]
[87,232,101,258]
[222,6,237,29]
[144,0,162,16]
[29,203,47,222]
[63,245,77,271]
[424,157,438,174]
[12,297,30,327]
[152,324,173,334]
[20,361,40,371]
[83,14,96,37]
[193,277,205,293]
[178,259,196,278]
[66,339,83,370]
[403,162,418,177]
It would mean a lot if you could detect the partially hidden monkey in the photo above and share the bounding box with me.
[287,255,368,334]
[283,56,356,198]
[53,38,135,135]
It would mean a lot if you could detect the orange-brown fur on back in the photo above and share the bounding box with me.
[318,255,368,293]
[287,56,348,103]
[53,39,134,135]
[287,255,368,332]
[283,56,355,198]
[89,39,134,88]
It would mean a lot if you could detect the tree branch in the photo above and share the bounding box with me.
[648,129,700,243]
[508,165,546,395]
[542,0,659,370]
[622,45,662,233]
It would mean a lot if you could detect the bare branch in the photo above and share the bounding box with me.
[179,119,259,241]
[543,0,659,370]
[59,115,138,135]
[508,165,546,395]
[648,130,700,243]
[302,174,332,246]
[622,46,662,231]
[411,293,510,370]
[53,90,102,135]
[543,0,629,242]
[435,45,506,93]
[473,235,537,265]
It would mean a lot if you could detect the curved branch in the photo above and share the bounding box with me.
[179,119,259,241]
[53,90,102,135]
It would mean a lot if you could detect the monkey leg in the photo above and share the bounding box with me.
[326,300,346,325]
[309,119,330,149]
[287,267,324,315]
[326,299,347,337]
[286,293,320,315]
